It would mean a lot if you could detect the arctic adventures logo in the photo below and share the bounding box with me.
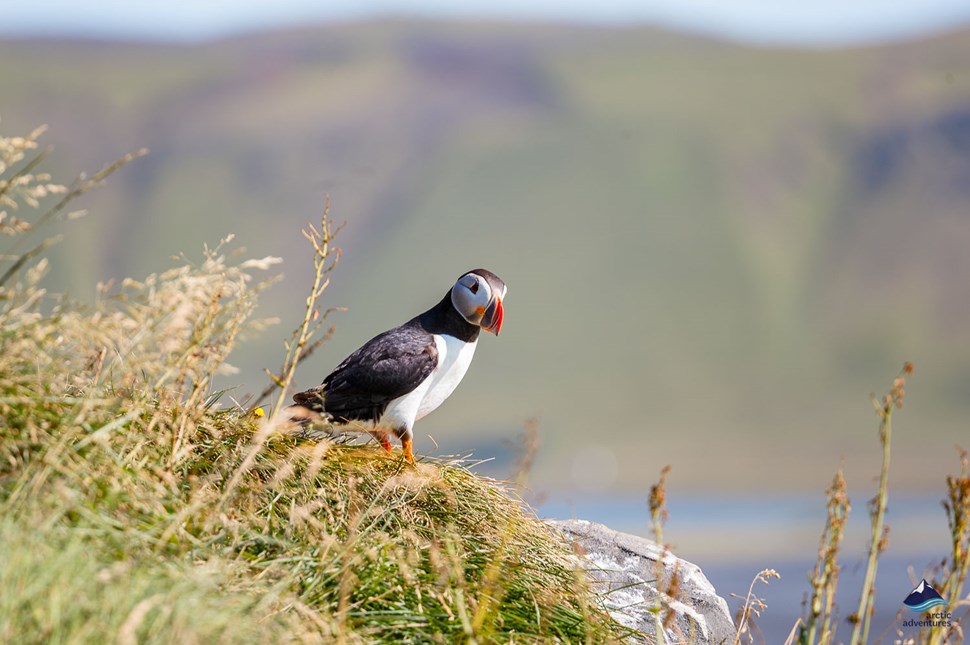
[903,579,946,612]
[900,579,952,629]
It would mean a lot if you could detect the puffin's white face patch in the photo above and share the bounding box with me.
[451,273,491,325]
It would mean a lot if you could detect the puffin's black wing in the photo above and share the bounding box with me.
[293,324,438,424]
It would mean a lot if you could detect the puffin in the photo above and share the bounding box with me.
[291,268,506,464]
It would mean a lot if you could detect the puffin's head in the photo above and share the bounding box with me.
[450,268,507,335]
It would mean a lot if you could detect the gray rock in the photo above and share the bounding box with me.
[548,519,736,645]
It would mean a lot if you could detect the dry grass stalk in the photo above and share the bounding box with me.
[925,448,970,645]
[848,362,912,645]
[218,202,337,509]
[799,467,850,645]
[733,569,781,645]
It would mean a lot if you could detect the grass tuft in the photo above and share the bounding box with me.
[0,125,627,644]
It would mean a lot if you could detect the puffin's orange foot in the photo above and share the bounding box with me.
[401,437,415,465]
[370,431,392,454]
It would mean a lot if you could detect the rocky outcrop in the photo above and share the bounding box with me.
[548,519,735,645]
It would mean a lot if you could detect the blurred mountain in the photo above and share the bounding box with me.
[2,22,969,495]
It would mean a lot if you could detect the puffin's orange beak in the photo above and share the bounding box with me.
[481,296,504,335]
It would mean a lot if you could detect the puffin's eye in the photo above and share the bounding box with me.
[469,281,479,294]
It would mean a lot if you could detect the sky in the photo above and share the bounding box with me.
[2,0,970,46]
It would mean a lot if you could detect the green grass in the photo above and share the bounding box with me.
[0,128,630,644]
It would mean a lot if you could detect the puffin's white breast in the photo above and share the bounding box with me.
[381,334,477,431]
[416,334,477,421]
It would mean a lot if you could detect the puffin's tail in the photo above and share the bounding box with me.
[288,388,351,440]
[281,389,355,444]
[292,387,325,411]
[288,404,363,444]
[286,403,327,425]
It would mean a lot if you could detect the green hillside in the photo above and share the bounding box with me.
[2,22,969,494]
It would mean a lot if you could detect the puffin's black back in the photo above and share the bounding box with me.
[292,292,478,423]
